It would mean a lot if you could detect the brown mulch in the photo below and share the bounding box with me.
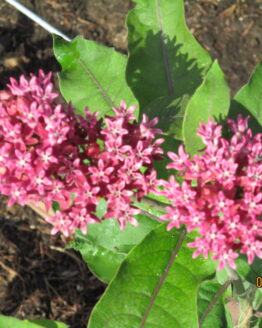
[0,1,261,327]
[0,195,106,327]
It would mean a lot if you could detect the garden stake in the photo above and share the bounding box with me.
[5,0,72,41]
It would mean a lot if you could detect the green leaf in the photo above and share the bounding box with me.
[224,302,234,328]
[0,315,68,328]
[216,266,229,286]
[95,198,108,219]
[133,196,168,217]
[52,200,61,212]
[27,320,69,328]
[229,100,262,136]
[141,97,183,178]
[144,94,190,140]
[233,61,262,126]
[70,215,159,283]
[154,136,181,180]
[235,255,262,294]
[198,279,229,328]
[251,289,262,327]
[53,35,139,117]
[88,224,217,327]
[182,60,230,154]
[228,62,262,135]
[126,0,212,138]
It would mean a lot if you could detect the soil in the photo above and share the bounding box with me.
[0,0,261,327]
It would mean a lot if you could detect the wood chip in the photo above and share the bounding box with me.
[219,4,237,17]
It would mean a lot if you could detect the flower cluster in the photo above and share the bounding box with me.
[0,71,164,236]
[156,115,262,270]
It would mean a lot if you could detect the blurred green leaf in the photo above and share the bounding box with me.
[95,198,108,219]
[27,320,69,328]
[0,316,68,328]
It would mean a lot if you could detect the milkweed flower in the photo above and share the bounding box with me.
[0,71,164,236]
[156,115,262,270]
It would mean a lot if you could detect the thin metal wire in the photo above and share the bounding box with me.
[5,0,72,42]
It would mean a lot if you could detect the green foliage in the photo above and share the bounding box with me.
[233,62,262,125]
[126,0,212,139]
[0,315,68,328]
[229,61,262,134]
[53,35,139,118]
[235,255,262,294]
[50,0,262,326]
[95,198,108,219]
[88,224,217,328]
[197,279,230,328]
[182,60,230,154]
[251,290,262,327]
[70,215,159,283]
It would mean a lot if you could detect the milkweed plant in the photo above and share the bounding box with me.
[0,0,261,327]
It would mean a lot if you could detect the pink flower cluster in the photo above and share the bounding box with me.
[0,71,164,236]
[156,115,262,270]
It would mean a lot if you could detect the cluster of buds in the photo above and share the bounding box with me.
[0,71,164,236]
[156,115,262,270]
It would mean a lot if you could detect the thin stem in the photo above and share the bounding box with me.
[143,195,170,209]
[131,194,169,223]
[139,227,187,327]
[199,277,234,327]
[131,195,170,212]
[138,209,165,223]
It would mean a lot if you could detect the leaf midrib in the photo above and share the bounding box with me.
[139,228,187,327]
[155,0,174,97]
[65,40,116,108]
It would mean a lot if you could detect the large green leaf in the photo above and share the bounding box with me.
[182,60,230,154]
[233,62,262,125]
[53,35,139,117]
[88,224,217,328]
[0,315,68,328]
[70,215,159,283]
[126,0,212,138]
[228,61,262,135]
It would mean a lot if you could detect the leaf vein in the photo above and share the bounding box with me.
[155,0,174,97]
[139,228,187,327]
[65,43,116,108]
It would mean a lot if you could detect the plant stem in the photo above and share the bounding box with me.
[138,209,165,223]
[131,195,169,223]
[131,195,169,211]
[143,195,169,209]
[199,277,234,327]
